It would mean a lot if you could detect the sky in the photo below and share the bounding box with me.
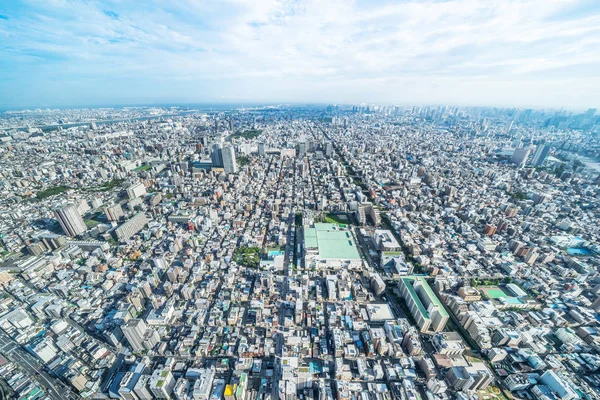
[1,0,600,110]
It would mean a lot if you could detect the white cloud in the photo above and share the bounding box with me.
[1,0,599,108]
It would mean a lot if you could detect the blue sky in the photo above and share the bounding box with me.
[1,0,599,109]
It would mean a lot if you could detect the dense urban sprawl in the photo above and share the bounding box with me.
[0,104,599,400]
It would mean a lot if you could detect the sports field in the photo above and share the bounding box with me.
[480,286,509,299]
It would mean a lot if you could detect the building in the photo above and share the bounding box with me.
[298,141,307,156]
[127,183,147,200]
[174,378,190,400]
[222,145,238,174]
[539,371,578,400]
[326,142,333,157]
[426,379,448,395]
[210,379,225,400]
[356,202,381,225]
[134,375,153,399]
[122,318,147,352]
[66,240,110,252]
[511,147,531,167]
[431,332,466,356]
[149,368,175,399]
[303,223,362,269]
[458,286,481,302]
[191,368,215,400]
[211,143,223,167]
[373,230,401,252]
[531,144,551,166]
[258,142,265,155]
[488,348,508,362]
[371,273,386,296]
[142,328,160,351]
[54,204,87,237]
[119,369,144,400]
[104,203,124,221]
[113,212,148,242]
[446,366,474,390]
[399,277,448,333]
[28,338,58,363]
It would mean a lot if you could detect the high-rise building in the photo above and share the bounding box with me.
[142,329,160,351]
[258,142,265,156]
[325,142,333,157]
[122,318,147,352]
[399,277,448,333]
[134,375,153,400]
[531,144,551,166]
[221,145,238,174]
[113,212,148,242]
[211,143,223,168]
[297,141,307,157]
[119,367,146,400]
[149,368,175,399]
[104,203,124,222]
[127,183,147,200]
[54,205,87,237]
[511,147,531,167]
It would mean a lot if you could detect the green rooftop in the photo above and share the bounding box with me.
[401,276,448,319]
[304,223,361,260]
[305,228,318,249]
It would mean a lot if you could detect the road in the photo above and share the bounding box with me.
[0,330,79,400]
[271,193,297,400]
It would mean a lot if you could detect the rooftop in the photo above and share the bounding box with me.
[401,276,449,319]
[304,223,361,260]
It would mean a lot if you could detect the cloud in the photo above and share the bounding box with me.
[0,0,599,109]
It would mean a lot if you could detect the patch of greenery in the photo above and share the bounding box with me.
[471,278,503,287]
[237,156,249,167]
[36,185,71,200]
[101,178,125,189]
[234,246,261,268]
[510,191,527,200]
[84,219,100,228]
[134,165,152,172]
[231,129,262,139]
[88,178,125,192]
[323,213,350,224]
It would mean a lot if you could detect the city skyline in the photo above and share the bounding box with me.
[1,0,600,109]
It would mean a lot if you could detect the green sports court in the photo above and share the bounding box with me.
[480,286,509,299]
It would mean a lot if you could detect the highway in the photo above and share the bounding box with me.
[0,330,79,400]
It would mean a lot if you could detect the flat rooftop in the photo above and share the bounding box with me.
[366,303,395,321]
[304,223,361,260]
